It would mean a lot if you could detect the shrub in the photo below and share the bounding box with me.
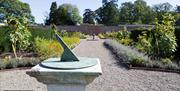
[131,57,144,67]
[165,63,179,70]
[30,27,52,40]
[34,37,63,57]
[0,57,41,69]
[79,33,87,39]
[63,37,80,49]
[138,14,177,59]
[5,58,18,68]
[117,38,133,46]
[135,30,152,53]
[104,39,150,65]
[116,27,133,46]
[0,26,12,52]
[34,37,80,57]
[0,61,6,69]
[98,33,106,39]
[161,58,172,65]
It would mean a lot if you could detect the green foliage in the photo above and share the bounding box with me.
[0,58,41,69]
[30,27,52,40]
[119,2,134,24]
[161,58,172,65]
[34,24,80,57]
[96,0,119,25]
[131,57,144,66]
[119,0,155,24]
[134,0,155,24]
[175,13,180,26]
[104,39,150,66]
[0,26,12,52]
[135,14,177,59]
[83,9,96,24]
[136,30,152,53]
[176,6,180,13]
[104,39,180,71]
[34,37,80,57]
[45,2,58,25]
[0,0,34,23]
[98,33,106,39]
[153,2,173,21]
[6,16,32,58]
[116,27,133,46]
[45,2,82,25]
[63,37,80,48]
[151,14,177,59]
[34,37,62,57]
[174,27,180,60]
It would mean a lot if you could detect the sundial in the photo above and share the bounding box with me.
[40,33,98,70]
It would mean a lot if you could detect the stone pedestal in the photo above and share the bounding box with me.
[26,58,102,91]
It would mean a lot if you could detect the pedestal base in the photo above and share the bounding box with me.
[26,58,102,91]
[47,84,85,91]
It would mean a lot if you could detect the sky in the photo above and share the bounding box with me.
[21,0,180,24]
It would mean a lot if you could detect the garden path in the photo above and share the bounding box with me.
[0,39,180,91]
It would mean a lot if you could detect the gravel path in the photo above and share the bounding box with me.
[0,39,180,91]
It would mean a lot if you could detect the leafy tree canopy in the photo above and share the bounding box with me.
[0,0,34,23]
[176,5,180,13]
[119,0,155,24]
[83,9,96,24]
[96,0,119,26]
[45,2,82,25]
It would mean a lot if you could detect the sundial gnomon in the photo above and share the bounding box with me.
[40,33,97,69]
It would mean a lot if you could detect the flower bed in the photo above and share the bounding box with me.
[0,57,42,70]
[104,39,180,73]
[0,25,81,70]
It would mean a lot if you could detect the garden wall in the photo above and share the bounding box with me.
[33,25,154,34]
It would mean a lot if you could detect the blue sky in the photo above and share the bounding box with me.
[21,0,180,24]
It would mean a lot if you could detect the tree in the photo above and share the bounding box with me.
[153,2,173,21]
[153,2,173,12]
[175,6,180,26]
[45,2,57,25]
[119,2,134,24]
[0,0,34,23]
[96,0,119,25]
[176,5,180,13]
[83,9,96,24]
[133,0,155,24]
[119,0,155,24]
[45,3,82,25]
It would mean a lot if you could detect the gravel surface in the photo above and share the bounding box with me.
[0,39,180,91]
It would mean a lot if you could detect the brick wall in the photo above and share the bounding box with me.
[34,25,154,34]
